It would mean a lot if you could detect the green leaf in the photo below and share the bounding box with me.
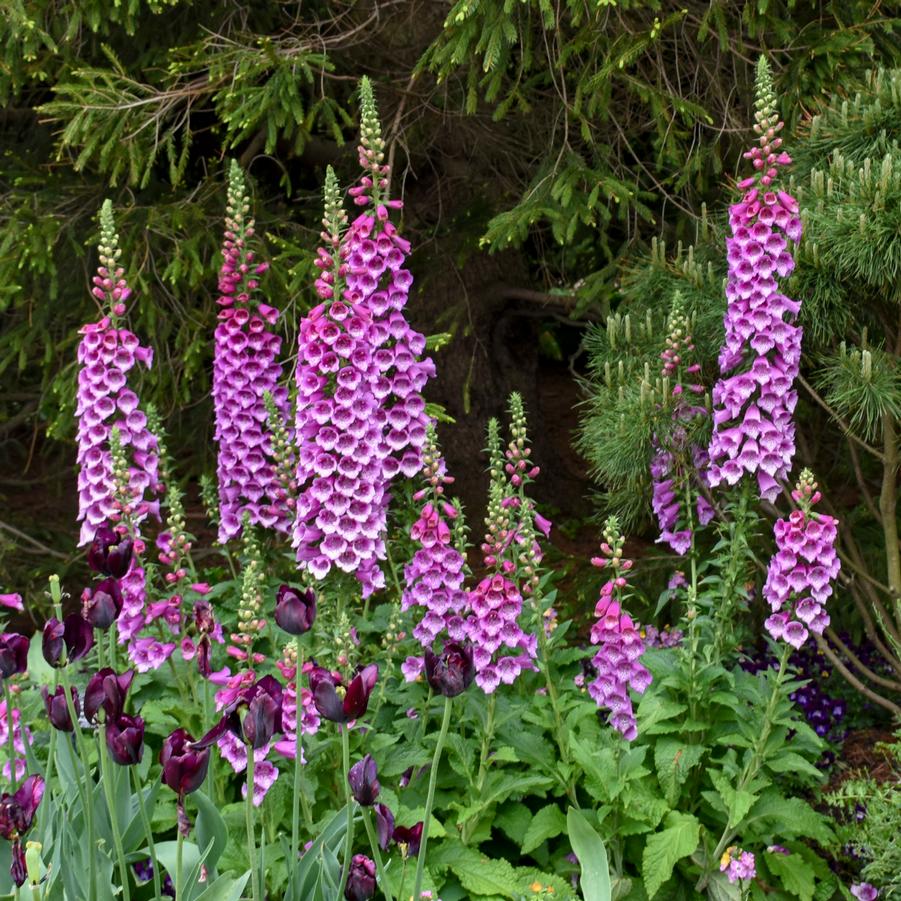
[744,792,834,844]
[710,770,757,829]
[641,812,700,899]
[429,842,516,898]
[766,851,817,901]
[194,872,251,901]
[654,739,705,806]
[493,802,532,844]
[566,808,611,901]
[765,752,824,783]
[194,791,229,873]
[521,804,567,854]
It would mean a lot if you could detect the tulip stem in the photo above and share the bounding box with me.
[3,680,18,790]
[245,746,260,901]
[361,807,392,901]
[132,767,162,901]
[412,695,452,901]
[290,644,311,896]
[175,826,184,901]
[97,727,131,901]
[337,726,355,898]
[59,668,97,901]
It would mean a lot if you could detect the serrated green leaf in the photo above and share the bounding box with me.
[641,812,700,899]
[766,851,817,901]
[521,804,567,854]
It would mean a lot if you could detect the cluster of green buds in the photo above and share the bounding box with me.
[231,517,267,658]
[353,76,389,207]
[264,392,297,510]
[199,474,220,529]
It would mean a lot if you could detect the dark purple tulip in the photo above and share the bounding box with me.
[0,634,29,679]
[44,615,95,667]
[424,641,475,698]
[160,729,210,797]
[42,685,79,732]
[274,585,316,636]
[106,715,144,766]
[374,803,394,851]
[348,754,379,806]
[83,578,123,630]
[10,842,25,887]
[392,821,423,857]
[196,635,211,678]
[193,601,214,634]
[84,668,134,723]
[0,774,44,839]
[309,664,378,724]
[194,674,283,751]
[344,854,376,901]
[87,525,133,578]
[41,619,65,668]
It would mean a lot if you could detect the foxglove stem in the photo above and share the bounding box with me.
[3,680,18,790]
[289,642,310,893]
[59,665,97,900]
[697,643,791,890]
[131,767,162,901]
[245,748,259,901]
[361,807,393,901]
[338,726,355,898]
[412,695,452,901]
[98,726,131,901]
[461,694,496,844]
[534,605,578,806]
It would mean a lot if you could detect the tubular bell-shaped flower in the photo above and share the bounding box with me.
[763,470,840,648]
[465,410,538,694]
[587,518,652,741]
[402,429,469,652]
[293,80,435,597]
[212,160,291,542]
[76,201,160,546]
[650,295,713,555]
[707,58,803,502]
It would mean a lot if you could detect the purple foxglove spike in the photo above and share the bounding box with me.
[708,61,802,501]
[212,162,292,543]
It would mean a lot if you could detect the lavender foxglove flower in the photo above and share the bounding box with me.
[588,518,652,741]
[212,161,291,542]
[293,82,434,597]
[76,202,159,545]
[763,470,840,649]
[401,430,468,659]
[707,58,803,502]
[650,296,713,555]
[292,168,391,596]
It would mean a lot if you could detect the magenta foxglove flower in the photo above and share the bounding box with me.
[587,519,652,741]
[0,701,30,784]
[763,470,840,649]
[720,848,756,883]
[76,202,159,546]
[212,161,291,542]
[707,59,803,502]
[402,433,468,661]
[851,884,879,901]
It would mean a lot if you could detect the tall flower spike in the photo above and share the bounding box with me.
[587,518,652,741]
[76,201,159,545]
[401,428,469,656]
[707,57,803,501]
[763,470,840,649]
[293,166,391,595]
[212,160,291,542]
[650,294,713,555]
[465,414,538,694]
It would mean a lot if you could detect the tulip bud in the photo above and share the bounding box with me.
[83,578,123,630]
[344,854,376,901]
[424,641,475,698]
[105,715,144,766]
[160,729,210,797]
[242,689,280,749]
[0,634,29,679]
[87,526,134,578]
[84,668,134,723]
[347,754,379,806]
[42,685,79,732]
[310,664,378,724]
[374,803,394,851]
[41,619,65,668]
[274,585,316,636]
